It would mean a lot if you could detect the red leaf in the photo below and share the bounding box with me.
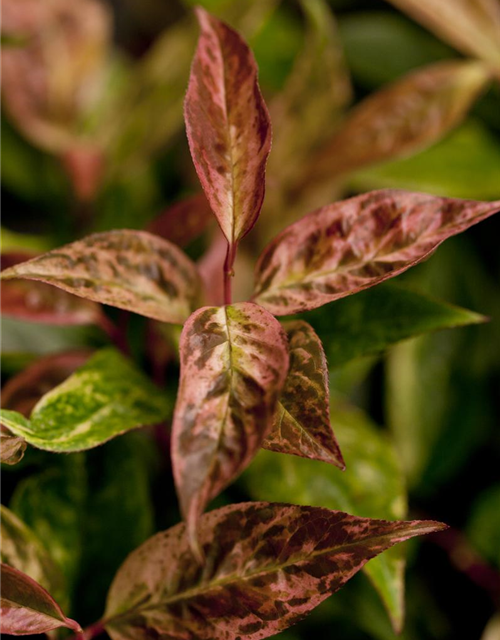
[253,190,500,315]
[263,320,344,467]
[1,252,101,326]
[148,193,214,248]
[0,564,81,636]
[172,303,289,555]
[184,8,271,253]
[104,502,446,640]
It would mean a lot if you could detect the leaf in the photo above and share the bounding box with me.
[386,0,500,71]
[467,484,500,568]
[1,255,102,326]
[0,347,171,452]
[308,60,490,182]
[184,8,272,252]
[242,402,409,632]
[263,320,344,467]
[1,506,65,606]
[0,564,81,636]
[172,302,289,553]
[0,230,203,324]
[349,120,500,201]
[299,282,485,369]
[253,189,500,315]
[104,501,445,640]
[1,426,26,465]
[148,193,214,248]
[2,350,91,417]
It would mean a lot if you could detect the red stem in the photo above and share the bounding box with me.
[223,242,236,306]
[70,620,105,640]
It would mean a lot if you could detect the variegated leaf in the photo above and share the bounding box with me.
[1,350,91,417]
[184,8,271,251]
[1,252,102,326]
[386,0,500,71]
[0,348,170,453]
[1,506,65,607]
[0,426,26,465]
[263,320,344,467]
[172,303,289,553]
[0,230,203,324]
[104,501,445,640]
[253,190,500,315]
[148,193,214,248]
[308,60,490,182]
[0,564,81,636]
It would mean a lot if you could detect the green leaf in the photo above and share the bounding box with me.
[104,501,444,640]
[0,564,81,636]
[467,485,500,568]
[0,506,66,607]
[0,348,171,452]
[349,120,500,200]
[241,402,409,632]
[297,283,485,369]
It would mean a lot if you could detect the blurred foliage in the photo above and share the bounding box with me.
[1,1,499,639]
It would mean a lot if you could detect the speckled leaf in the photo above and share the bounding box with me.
[1,426,26,465]
[0,564,81,636]
[253,190,500,315]
[0,347,170,452]
[104,501,445,640]
[242,402,409,632]
[1,252,102,326]
[172,303,289,552]
[0,506,65,607]
[309,60,490,181]
[263,320,344,467]
[184,8,271,250]
[0,230,202,324]
[386,0,500,71]
[148,193,214,248]
[2,350,91,417]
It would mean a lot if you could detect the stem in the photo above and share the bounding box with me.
[70,620,105,640]
[223,242,236,306]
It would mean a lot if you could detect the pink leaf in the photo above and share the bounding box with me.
[104,501,446,640]
[0,231,203,324]
[253,189,500,315]
[0,564,81,636]
[0,427,26,465]
[184,7,271,252]
[172,303,289,555]
[263,320,344,467]
[148,193,214,248]
[1,252,102,326]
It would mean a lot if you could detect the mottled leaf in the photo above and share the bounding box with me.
[308,60,490,182]
[2,350,91,417]
[104,501,445,640]
[0,348,170,452]
[1,426,26,465]
[242,402,409,631]
[263,320,344,467]
[172,303,289,552]
[386,0,500,71]
[148,193,214,248]
[1,506,65,606]
[299,283,485,369]
[253,189,500,315]
[0,564,81,636]
[0,230,203,324]
[184,8,271,252]
[1,252,102,326]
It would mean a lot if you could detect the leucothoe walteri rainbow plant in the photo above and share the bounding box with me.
[1,7,500,640]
